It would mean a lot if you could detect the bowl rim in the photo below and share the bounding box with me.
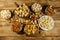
[38,15,54,31]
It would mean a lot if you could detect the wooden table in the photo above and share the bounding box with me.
[0,0,60,40]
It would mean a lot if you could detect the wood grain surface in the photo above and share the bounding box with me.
[0,0,60,40]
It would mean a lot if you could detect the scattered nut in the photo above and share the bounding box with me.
[30,12,44,20]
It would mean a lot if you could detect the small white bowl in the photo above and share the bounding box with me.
[38,15,54,31]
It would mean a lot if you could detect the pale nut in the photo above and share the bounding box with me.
[0,10,11,19]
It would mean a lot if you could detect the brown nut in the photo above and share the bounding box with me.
[24,24,38,35]
[45,6,56,15]
[10,15,19,23]
[12,22,23,32]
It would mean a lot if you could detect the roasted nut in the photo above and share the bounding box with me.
[10,15,19,23]
[24,24,37,35]
[0,10,11,19]
[45,6,56,15]
[16,17,31,24]
[16,18,25,23]
[31,20,37,25]
[14,4,30,17]
[31,3,42,12]
[30,12,44,20]
[12,22,23,32]
[8,3,55,35]
[38,16,54,30]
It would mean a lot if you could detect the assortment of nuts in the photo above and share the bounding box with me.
[0,3,56,35]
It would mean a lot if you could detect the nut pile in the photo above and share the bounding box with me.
[12,22,23,32]
[38,16,54,30]
[24,24,38,35]
[0,10,11,19]
[0,3,56,35]
[31,3,42,12]
[14,4,30,17]
[45,6,56,15]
